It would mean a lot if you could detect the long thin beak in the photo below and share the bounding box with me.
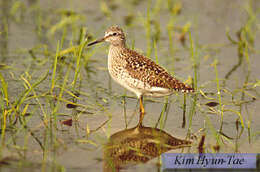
[87,37,105,47]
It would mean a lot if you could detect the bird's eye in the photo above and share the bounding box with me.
[112,32,117,36]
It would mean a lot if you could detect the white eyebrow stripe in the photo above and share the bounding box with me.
[105,32,114,37]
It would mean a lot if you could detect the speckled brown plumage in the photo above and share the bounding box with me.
[123,48,194,93]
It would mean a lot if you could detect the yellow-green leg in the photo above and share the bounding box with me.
[138,96,145,127]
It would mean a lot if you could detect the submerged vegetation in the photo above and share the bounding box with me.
[0,0,259,171]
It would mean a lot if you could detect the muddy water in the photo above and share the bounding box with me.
[0,0,259,171]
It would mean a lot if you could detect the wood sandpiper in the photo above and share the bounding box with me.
[88,26,194,126]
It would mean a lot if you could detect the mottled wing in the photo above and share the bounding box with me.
[124,49,194,93]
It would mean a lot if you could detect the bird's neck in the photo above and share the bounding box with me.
[109,44,126,56]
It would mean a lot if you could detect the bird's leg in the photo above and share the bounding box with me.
[139,95,145,114]
[138,95,145,127]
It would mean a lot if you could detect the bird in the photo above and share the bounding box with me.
[87,26,194,126]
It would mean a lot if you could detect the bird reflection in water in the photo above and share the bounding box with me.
[103,124,192,171]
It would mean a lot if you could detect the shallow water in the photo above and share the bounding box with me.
[0,0,259,171]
